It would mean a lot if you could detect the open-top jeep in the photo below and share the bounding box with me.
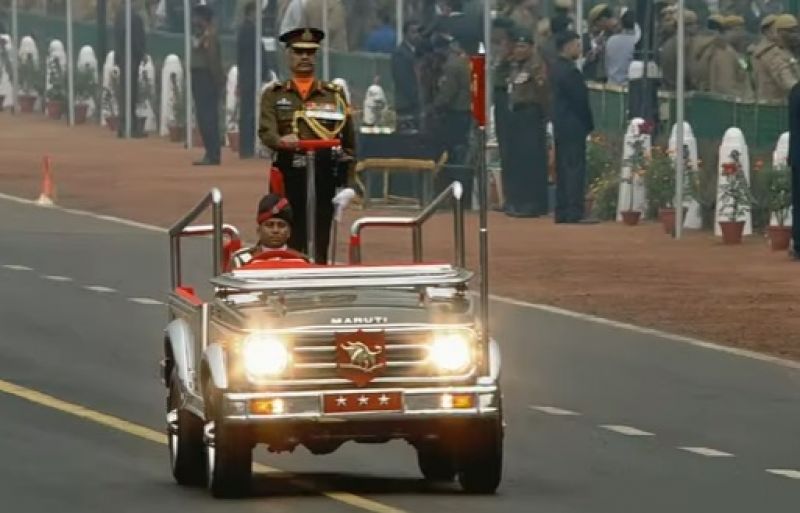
[161,182,503,498]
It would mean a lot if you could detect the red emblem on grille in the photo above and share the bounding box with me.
[335,330,387,387]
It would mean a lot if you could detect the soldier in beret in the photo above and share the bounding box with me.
[258,26,355,264]
[231,194,308,267]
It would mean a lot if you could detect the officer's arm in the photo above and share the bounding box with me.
[338,91,357,187]
[765,48,799,93]
[258,89,282,150]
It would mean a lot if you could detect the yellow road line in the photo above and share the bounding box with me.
[0,378,407,513]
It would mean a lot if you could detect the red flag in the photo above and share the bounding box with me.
[470,55,486,127]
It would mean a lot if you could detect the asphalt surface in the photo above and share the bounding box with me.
[1,196,799,512]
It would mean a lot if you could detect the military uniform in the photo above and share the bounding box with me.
[504,43,550,217]
[751,14,800,102]
[258,28,355,264]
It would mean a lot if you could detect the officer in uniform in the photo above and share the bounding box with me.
[504,26,550,217]
[751,14,800,102]
[258,27,355,264]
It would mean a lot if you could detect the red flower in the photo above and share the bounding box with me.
[639,120,654,135]
[722,162,738,176]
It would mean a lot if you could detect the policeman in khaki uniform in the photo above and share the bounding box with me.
[503,27,550,217]
[751,14,800,102]
[259,27,355,264]
[706,16,755,99]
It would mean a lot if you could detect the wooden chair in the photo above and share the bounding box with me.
[354,152,448,209]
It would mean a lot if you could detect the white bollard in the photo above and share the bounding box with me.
[75,45,98,118]
[225,65,238,146]
[714,127,753,236]
[137,55,157,133]
[668,121,702,229]
[45,39,67,98]
[617,117,650,220]
[100,51,119,127]
[159,54,183,137]
[0,34,14,110]
[771,131,792,227]
[362,82,388,128]
[18,36,40,110]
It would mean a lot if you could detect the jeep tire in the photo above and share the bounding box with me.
[416,443,457,482]
[457,417,504,494]
[167,370,205,486]
[205,383,253,498]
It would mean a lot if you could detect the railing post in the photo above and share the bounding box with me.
[412,226,422,263]
[211,188,223,277]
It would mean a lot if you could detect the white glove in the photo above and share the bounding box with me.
[332,188,356,222]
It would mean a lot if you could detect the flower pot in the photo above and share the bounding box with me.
[659,207,676,234]
[168,125,184,142]
[46,100,64,120]
[227,131,240,152]
[718,220,745,245]
[767,225,792,251]
[620,210,641,226]
[106,115,119,132]
[19,95,36,113]
[75,103,89,124]
[193,127,204,148]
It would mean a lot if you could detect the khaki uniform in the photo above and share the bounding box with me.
[503,52,550,217]
[751,38,800,102]
[709,45,754,99]
[688,32,719,91]
[661,34,694,90]
[258,79,355,263]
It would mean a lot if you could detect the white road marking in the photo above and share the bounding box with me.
[491,295,800,372]
[766,469,800,480]
[678,446,734,458]
[599,425,655,437]
[42,275,73,282]
[2,264,33,271]
[128,297,164,306]
[529,405,581,416]
[84,285,117,293]
[3,191,800,372]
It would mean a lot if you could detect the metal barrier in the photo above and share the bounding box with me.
[348,181,465,267]
[167,188,240,289]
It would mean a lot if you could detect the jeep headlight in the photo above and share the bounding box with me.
[429,331,473,373]
[242,333,290,378]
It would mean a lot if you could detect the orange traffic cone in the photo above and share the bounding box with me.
[36,155,55,206]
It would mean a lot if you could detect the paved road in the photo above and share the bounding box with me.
[1,196,799,512]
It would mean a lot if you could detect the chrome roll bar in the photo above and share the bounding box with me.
[168,188,241,289]
[348,181,465,267]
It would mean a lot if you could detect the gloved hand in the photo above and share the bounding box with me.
[332,187,356,222]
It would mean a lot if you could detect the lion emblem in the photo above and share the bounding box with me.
[340,341,383,372]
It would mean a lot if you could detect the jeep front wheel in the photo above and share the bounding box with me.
[457,417,503,494]
[416,444,456,482]
[205,384,252,498]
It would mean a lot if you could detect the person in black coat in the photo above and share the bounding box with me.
[391,20,424,132]
[113,4,146,138]
[237,2,269,158]
[550,30,594,224]
[434,0,482,55]
[788,82,800,260]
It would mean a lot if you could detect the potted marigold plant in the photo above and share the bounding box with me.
[645,146,677,234]
[45,58,66,120]
[717,149,753,244]
[760,163,792,250]
[620,137,648,226]
[18,54,41,113]
[74,62,97,124]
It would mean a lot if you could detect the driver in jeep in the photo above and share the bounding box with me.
[231,194,309,268]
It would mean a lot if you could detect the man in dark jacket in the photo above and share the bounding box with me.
[551,30,594,224]
[191,5,225,165]
[434,0,482,55]
[391,20,424,132]
[237,2,269,159]
[788,82,800,260]
[113,3,146,138]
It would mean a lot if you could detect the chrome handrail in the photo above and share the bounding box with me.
[168,188,240,289]
[348,181,465,267]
